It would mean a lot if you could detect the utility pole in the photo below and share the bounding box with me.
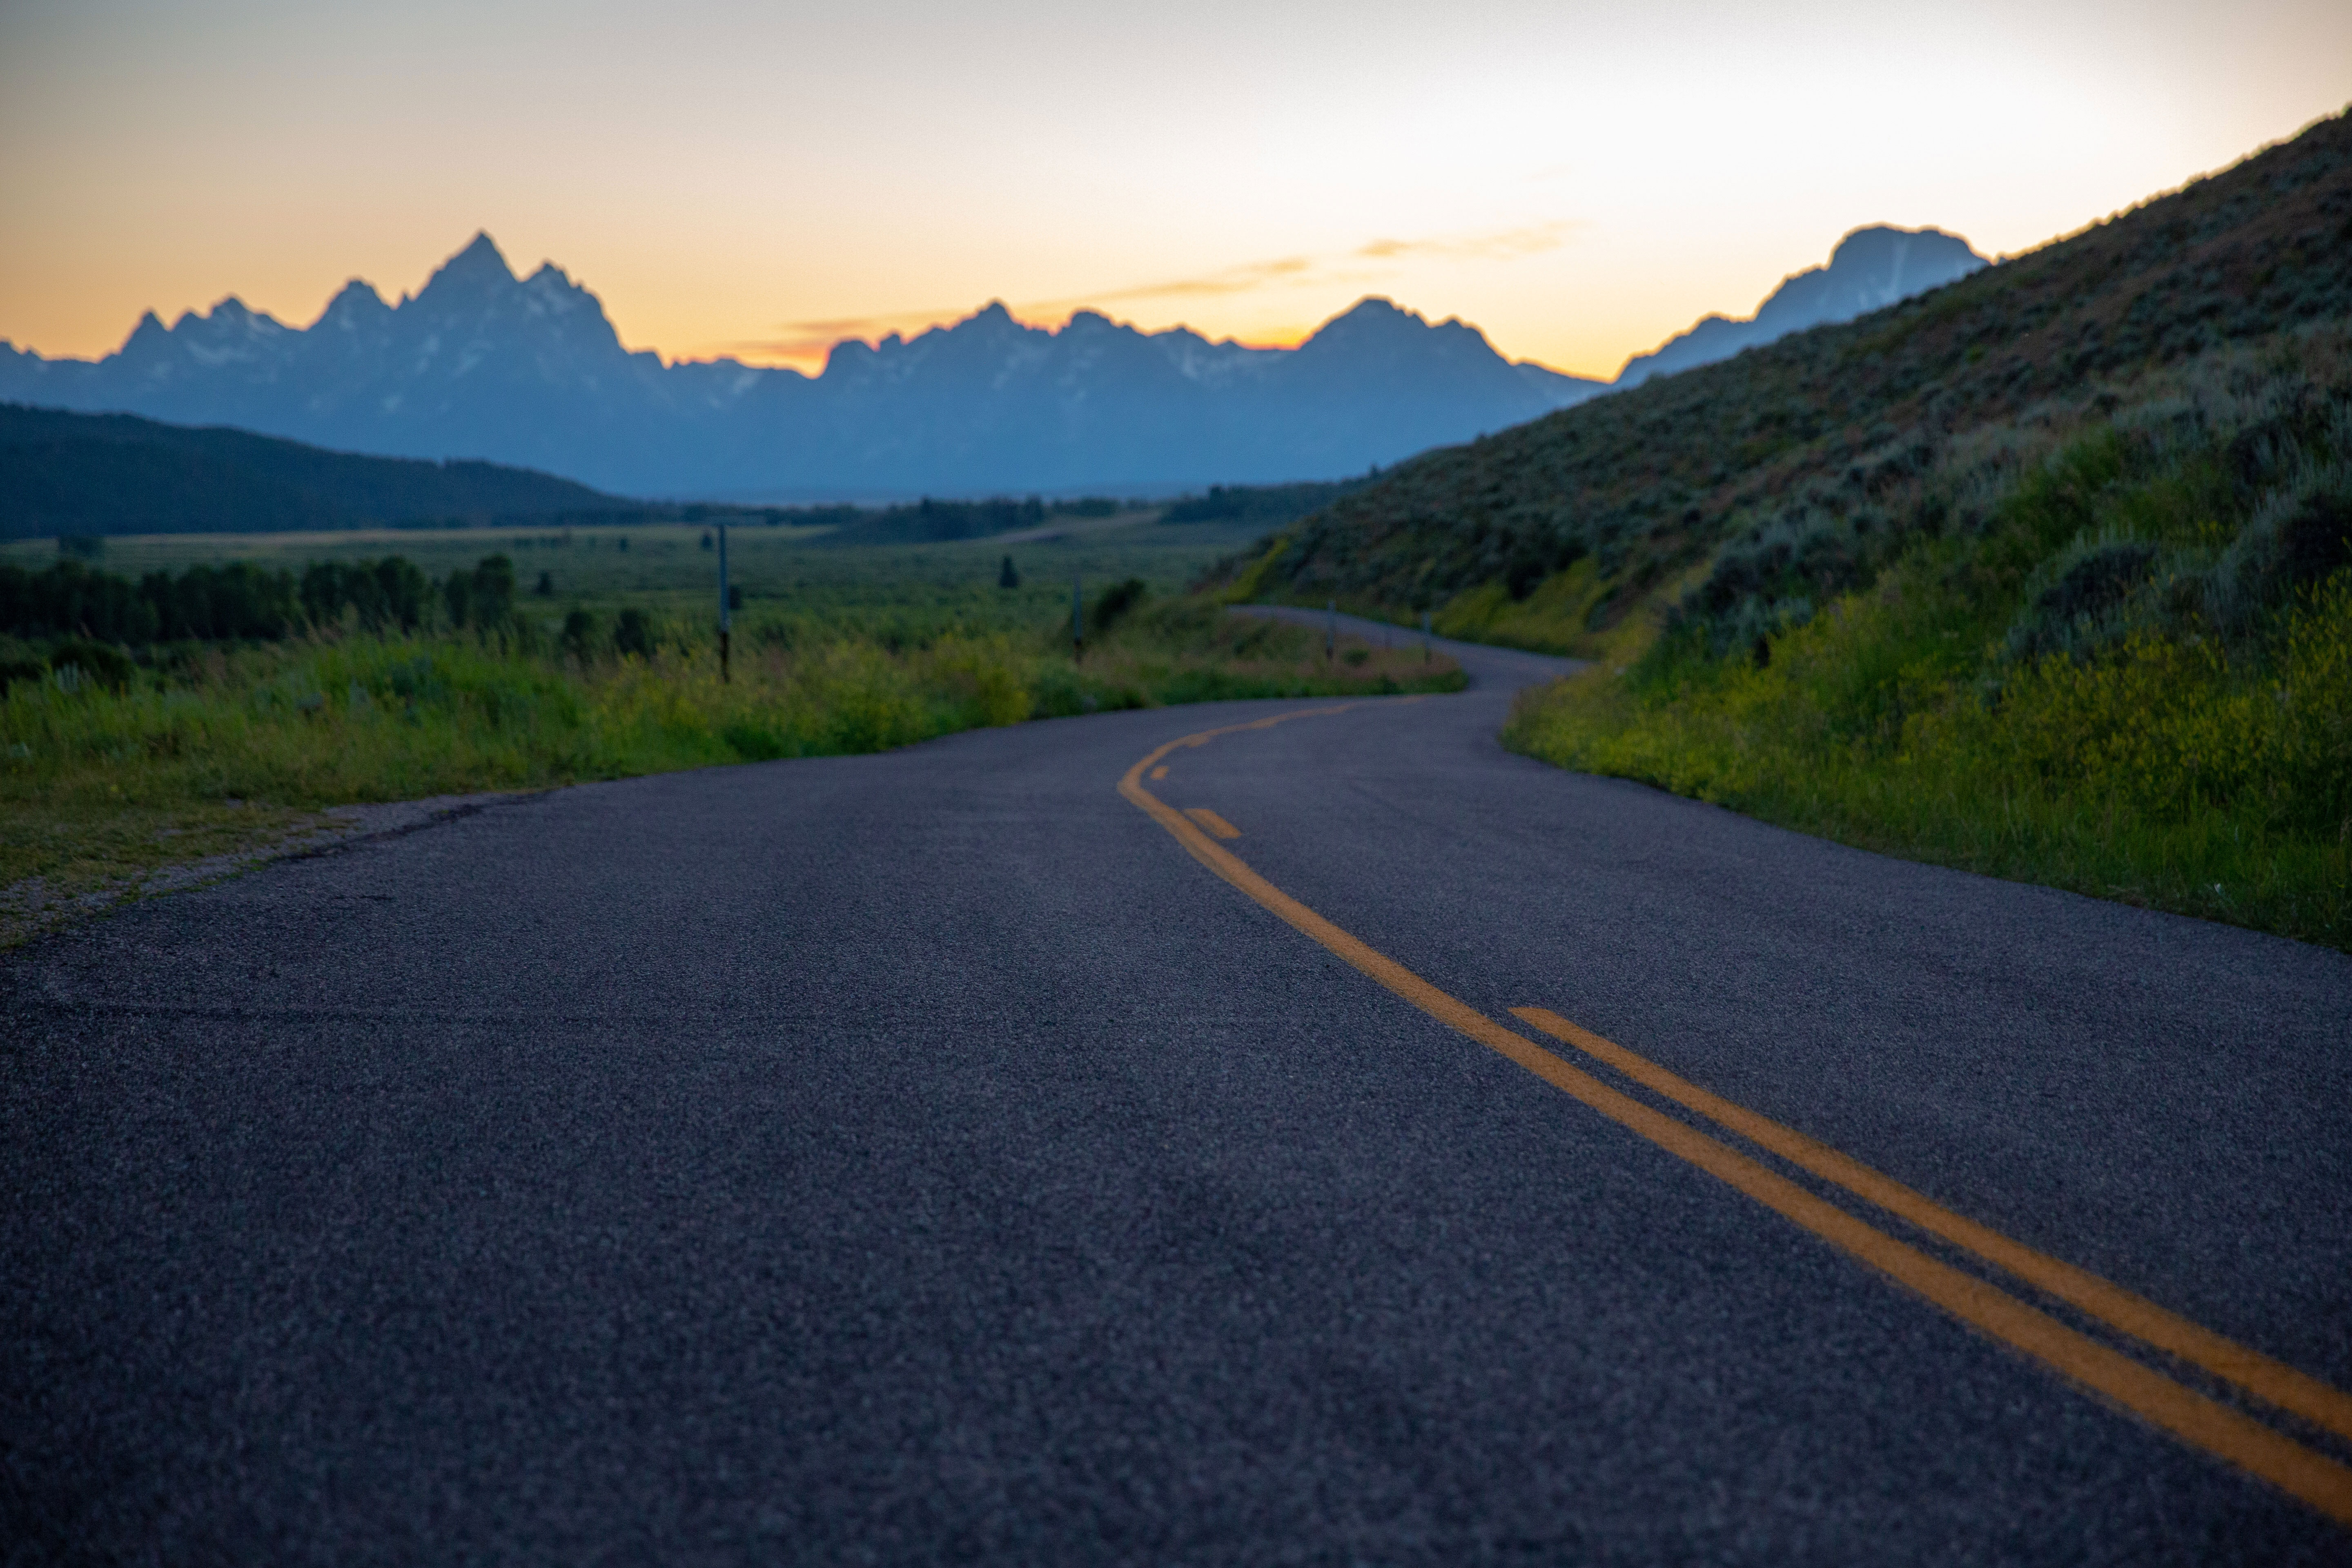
[1326,598,1336,662]
[1071,572,1084,663]
[717,521,731,682]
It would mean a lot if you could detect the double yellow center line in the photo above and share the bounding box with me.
[1119,703,2352,1528]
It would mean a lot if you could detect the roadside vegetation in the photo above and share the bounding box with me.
[1507,327,2352,949]
[1211,109,2352,950]
[1,521,1458,944]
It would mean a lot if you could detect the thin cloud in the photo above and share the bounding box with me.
[1356,221,1578,262]
[1075,255,1314,303]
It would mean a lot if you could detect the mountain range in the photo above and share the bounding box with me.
[0,227,1983,500]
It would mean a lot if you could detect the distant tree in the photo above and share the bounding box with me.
[470,555,516,626]
[534,570,555,597]
[0,557,345,644]
[613,607,654,659]
[998,555,1020,589]
[48,638,133,692]
[1091,577,1146,633]
[298,556,428,634]
[376,558,429,631]
[561,608,596,658]
[700,531,714,551]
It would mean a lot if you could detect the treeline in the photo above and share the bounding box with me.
[1162,479,1370,528]
[813,494,1129,546]
[0,555,524,644]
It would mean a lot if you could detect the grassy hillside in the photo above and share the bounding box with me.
[1208,109,2352,949]
[0,404,637,538]
[1214,109,2352,652]
[1510,324,2350,949]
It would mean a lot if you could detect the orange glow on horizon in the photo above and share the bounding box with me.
[2,1,2345,392]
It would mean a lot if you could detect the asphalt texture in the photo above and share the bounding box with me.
[6,618,2350,1564]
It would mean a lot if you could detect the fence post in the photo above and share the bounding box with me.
[1422,611,1432,664]
[717,522,731,682]
[1326,598,1336,662]
[1072,572,1083,663]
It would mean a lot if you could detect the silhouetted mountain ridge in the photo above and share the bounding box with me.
[0,239,1607,498]
[0,222,1993,498]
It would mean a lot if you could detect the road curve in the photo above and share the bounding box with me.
[1229,600,1582,689]
[5,635,2349,1563]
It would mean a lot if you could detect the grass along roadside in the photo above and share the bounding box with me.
[2,599,1461,947]
[1503,319,2352,954]
[1505,565,2352,953]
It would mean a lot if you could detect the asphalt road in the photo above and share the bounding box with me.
[6,627,2350,1564]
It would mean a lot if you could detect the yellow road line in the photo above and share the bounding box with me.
[1511,1006,2352,1445]
[1118,710,2352,1528]
[1184,808,1243,840]
[1151,766,1169,780]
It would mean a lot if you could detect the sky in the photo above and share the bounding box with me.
[1,0,2346,380]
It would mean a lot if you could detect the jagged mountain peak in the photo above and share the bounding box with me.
[419,231,518,298]
[317,279,392,327]
[946,301,1029,343]
[1783,225,1987,318]
[1825,223,1980,272]
[172,297,291,341]
[1295,297,1506,381]
[118,310,172,355]
[1310,298,1428,341]
[1303,298,1489,349]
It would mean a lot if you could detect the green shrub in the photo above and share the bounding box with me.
[1091,577,1147,633]
[561,609,597,659]
[48,639,134,693]
[613,608,654,659]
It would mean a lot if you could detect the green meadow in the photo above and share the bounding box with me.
[1,514,1463,944]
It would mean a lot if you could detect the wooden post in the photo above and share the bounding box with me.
[717,521,731,683]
